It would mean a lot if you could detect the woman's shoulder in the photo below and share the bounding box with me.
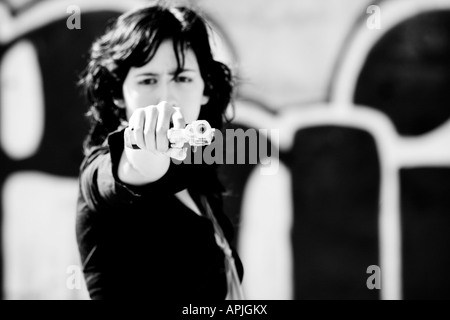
[80,145,110,169]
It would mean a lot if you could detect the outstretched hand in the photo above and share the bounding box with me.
[124,101,187,160]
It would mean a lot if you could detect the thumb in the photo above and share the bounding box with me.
[165,147,188,161]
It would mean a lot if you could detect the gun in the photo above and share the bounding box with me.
[124,120,216,160]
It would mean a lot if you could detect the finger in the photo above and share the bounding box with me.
[143,106,158,153]
[131,109,146,150]
[125,110,142,149]
[167,106,186,146]
[155,102,177,153]
[124,127,136,149]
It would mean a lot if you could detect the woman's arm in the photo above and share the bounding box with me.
[118,147,170,185]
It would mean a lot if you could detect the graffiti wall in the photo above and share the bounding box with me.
[1,0,449,300]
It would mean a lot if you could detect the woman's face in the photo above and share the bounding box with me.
[121,39,209,123]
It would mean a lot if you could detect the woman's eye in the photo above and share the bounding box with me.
[175,76,193,83]
[138,78,157,85]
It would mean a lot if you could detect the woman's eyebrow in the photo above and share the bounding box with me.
[135,72,159,77]
[135,69,197,77]
[170,68,197,74]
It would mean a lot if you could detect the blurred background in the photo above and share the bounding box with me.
[1,0,450,300]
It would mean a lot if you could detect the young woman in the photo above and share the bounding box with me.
[76,3,244,300]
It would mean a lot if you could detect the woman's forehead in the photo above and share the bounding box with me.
[133,39,200,73]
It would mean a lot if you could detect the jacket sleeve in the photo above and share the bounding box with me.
[78,129,145,211]
[76,129,143,299]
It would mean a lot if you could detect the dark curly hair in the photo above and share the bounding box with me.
[79,3,235,153]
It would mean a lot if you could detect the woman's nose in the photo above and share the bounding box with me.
[157,81,176,104]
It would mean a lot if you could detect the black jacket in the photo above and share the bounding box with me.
[76,130,243,299]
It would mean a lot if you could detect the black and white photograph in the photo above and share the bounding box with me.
[0,0,449,306]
